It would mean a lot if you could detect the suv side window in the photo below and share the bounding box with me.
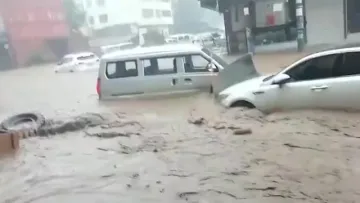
[285,54,340,82]
[333,52,360,77]
[106,60,138,79]
[184,55,214,73]
[142,57,177,76]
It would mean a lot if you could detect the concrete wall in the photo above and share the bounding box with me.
[230,4,245,32]
[305,0,360,46]
[305,0,345,45]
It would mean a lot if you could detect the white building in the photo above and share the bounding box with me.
[80,0,173,36]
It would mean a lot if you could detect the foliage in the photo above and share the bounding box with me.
[63,0,86,31]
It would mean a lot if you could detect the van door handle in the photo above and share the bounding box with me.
[252,90,265,95]
[310,85,328,91]
[171,78,178,86]
[184,78,192,82]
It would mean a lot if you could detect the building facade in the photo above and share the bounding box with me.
[305,0,360,46]
[0,0,69,67]
[82,0,173,36]
[200,0,360,54]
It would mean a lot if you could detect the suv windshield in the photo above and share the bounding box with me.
[201,47,228,67]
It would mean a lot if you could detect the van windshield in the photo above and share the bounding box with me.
[201,47,228,68]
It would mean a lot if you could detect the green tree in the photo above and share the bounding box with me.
[63,0,86,31]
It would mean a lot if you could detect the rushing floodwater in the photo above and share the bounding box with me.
[1,56,360,203]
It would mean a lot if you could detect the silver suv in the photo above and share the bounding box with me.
[96,44,258,100]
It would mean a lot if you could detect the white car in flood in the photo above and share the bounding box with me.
[218,45,360,113]
[55,52,100,73]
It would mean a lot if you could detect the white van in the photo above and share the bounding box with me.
[96,44,258,100]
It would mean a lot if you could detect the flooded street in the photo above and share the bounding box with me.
[1,53,360,203]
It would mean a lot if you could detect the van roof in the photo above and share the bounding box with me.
[101,43,203,61]
[101,42,133,50]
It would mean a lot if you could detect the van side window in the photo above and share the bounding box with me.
[106,60,138,79]
[142,57,177,76]
[184,55,211,73]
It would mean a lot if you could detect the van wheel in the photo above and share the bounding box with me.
[230,100,255,109]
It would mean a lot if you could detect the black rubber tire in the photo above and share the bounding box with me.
[230,100,255,109]
[0,112,45,131]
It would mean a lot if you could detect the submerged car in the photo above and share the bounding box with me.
[219,46,360,113]
[55,52,100,73]
[96,43,256,100]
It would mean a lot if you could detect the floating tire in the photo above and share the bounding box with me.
[0,112,45,131]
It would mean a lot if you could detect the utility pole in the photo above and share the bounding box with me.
[296,0,305,52]
[244,3,255,55]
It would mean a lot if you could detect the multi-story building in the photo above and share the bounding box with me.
[0,0,69,67]
[81,0,173,37]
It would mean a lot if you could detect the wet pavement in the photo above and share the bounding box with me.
[1,53,360,203]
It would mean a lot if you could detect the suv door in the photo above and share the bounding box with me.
[140,56,185,96]
[178,54,218,92]
[254,53,342,112]
[328,51,360,110]
[102,60,145,97]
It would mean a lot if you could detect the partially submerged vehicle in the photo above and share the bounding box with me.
[96,43,258,100]
[55,52,100,73]
[219,45,360,113]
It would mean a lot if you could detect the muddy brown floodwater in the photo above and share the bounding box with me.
[1,53,360,203]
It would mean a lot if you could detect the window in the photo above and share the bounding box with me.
[347,0,360,33]
[334,52,360,77]
[99,14,108,23]
[162,10,171,17]
[106,60,138,79]
[88,16,94,25]
[201,47,228,67]
[142,9,154,18]
[285,54,340,81]
[97,0,105,6]
[142,57,177,76]
[86,0,92,8]
[184,55,212,73]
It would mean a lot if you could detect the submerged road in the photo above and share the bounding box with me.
[1,54,360,203]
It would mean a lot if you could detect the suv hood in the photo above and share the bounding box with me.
[213,53,260,94]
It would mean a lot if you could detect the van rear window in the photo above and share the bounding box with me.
[77,54,96,60]
[106,60,138,79]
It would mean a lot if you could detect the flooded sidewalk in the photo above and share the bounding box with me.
[1,54,360,203]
